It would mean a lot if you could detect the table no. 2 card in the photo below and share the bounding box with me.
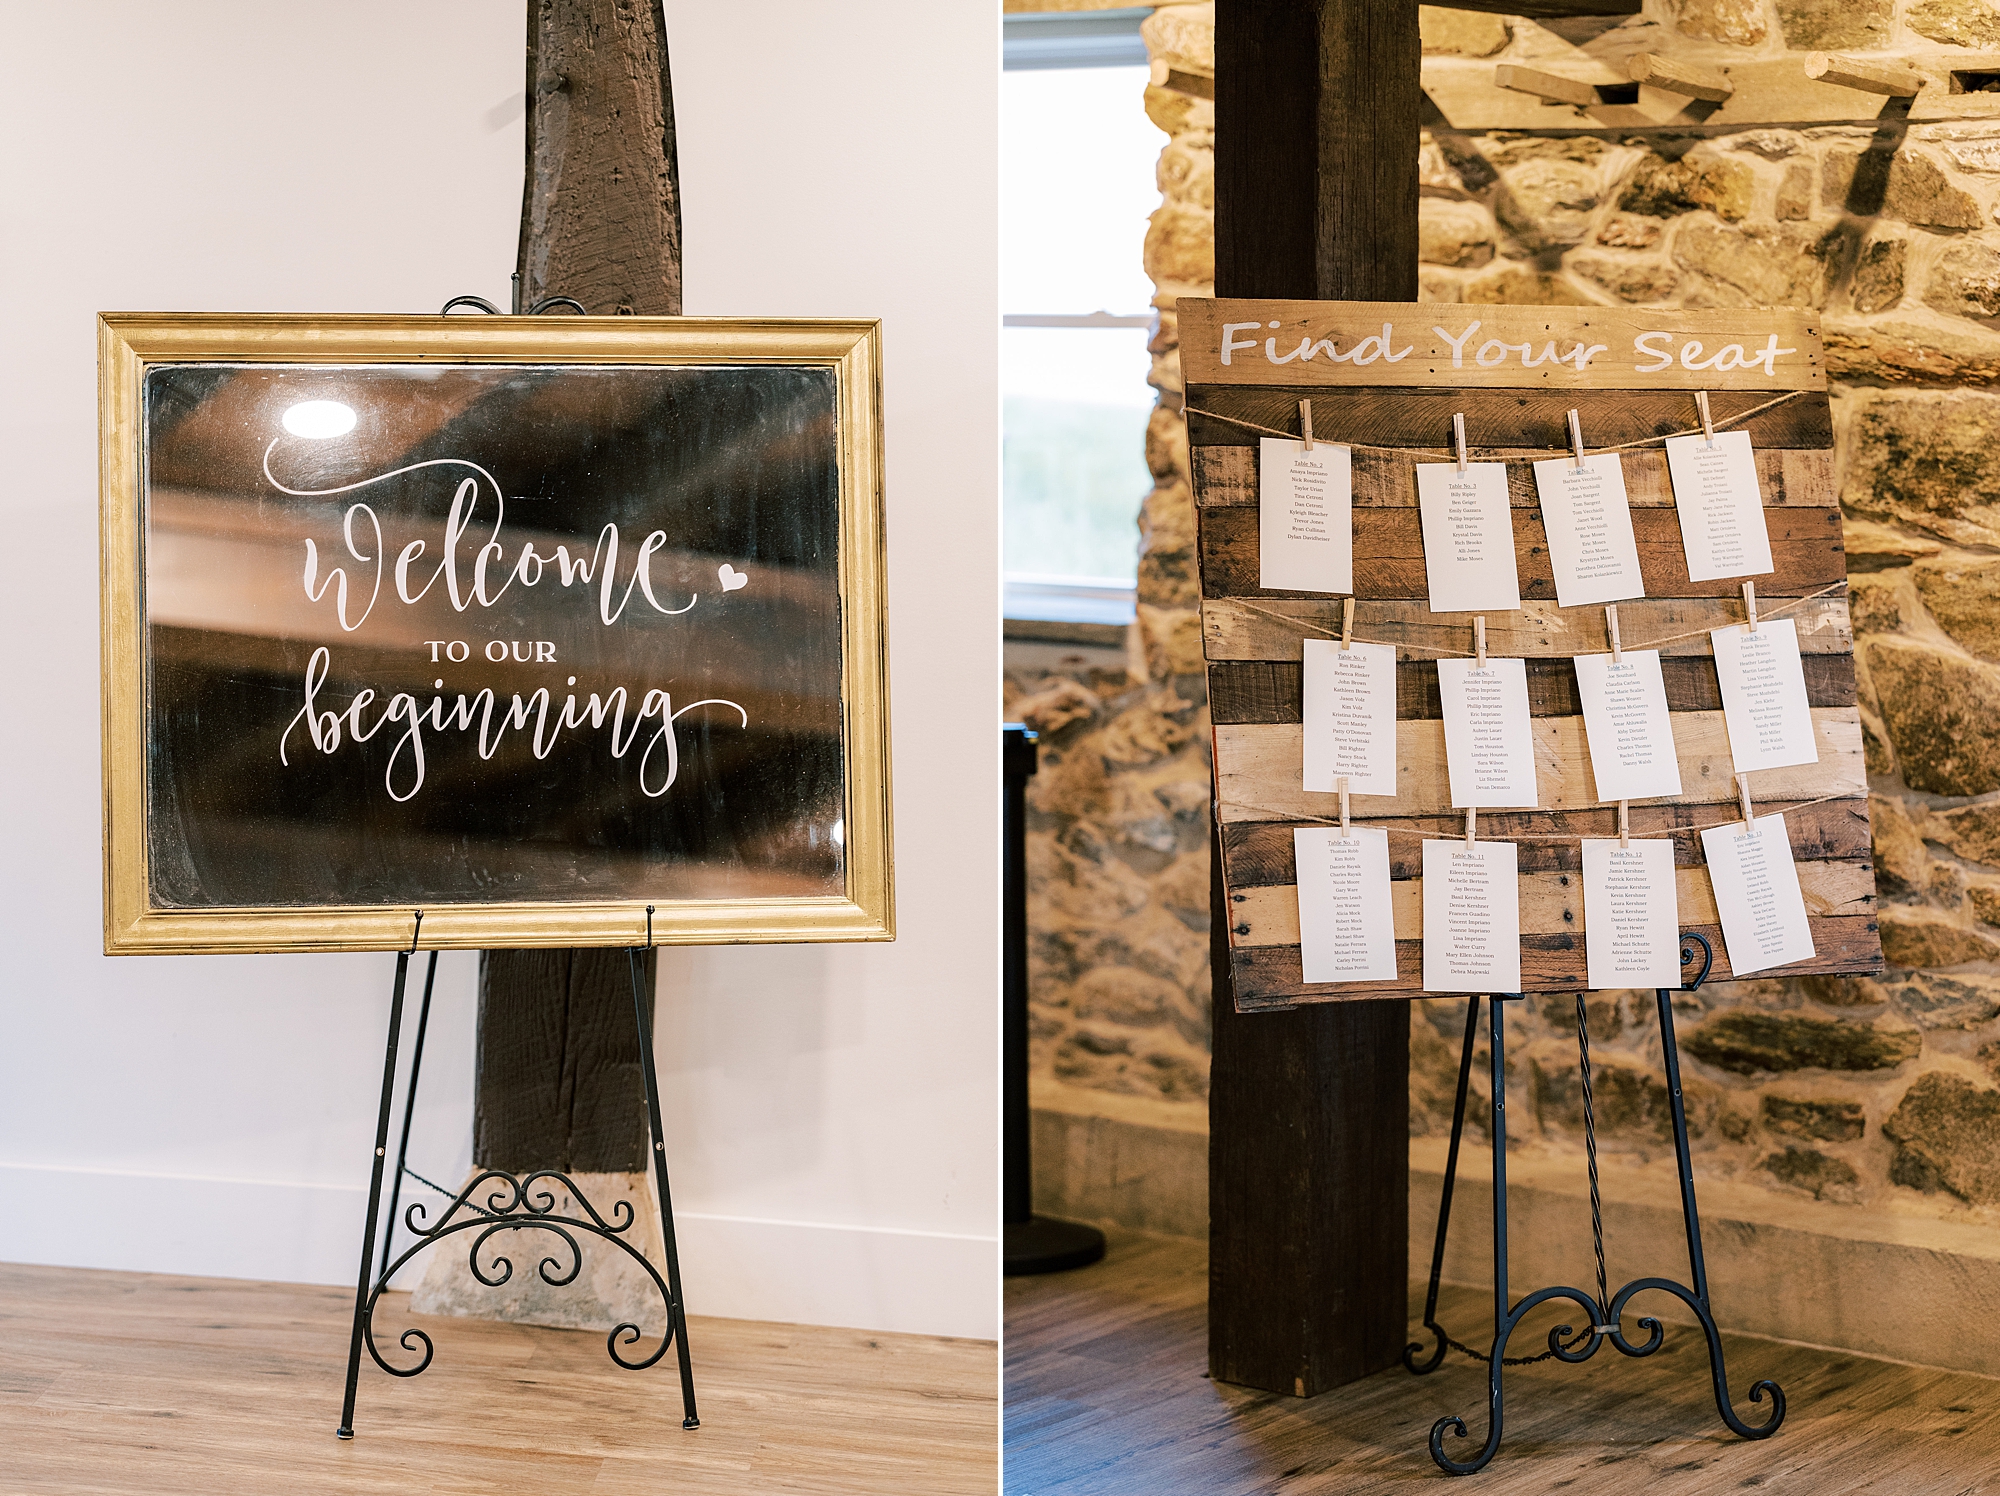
[1416,461,1520,613]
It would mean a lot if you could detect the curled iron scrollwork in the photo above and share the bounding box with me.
[358,1168,679,1379]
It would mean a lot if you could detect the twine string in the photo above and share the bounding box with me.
[1254,787,1858,842]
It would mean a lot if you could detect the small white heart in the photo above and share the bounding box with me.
[718,563,749,592]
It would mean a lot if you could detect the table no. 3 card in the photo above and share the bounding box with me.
[1582,838,1682,988]
[1260,437,1353,593]
[1422,838,1520,993]
[1437,657,1538,809]
[1416,461,1520,613]
[1702,813,1816,976]
[1302,639,1396,796]
[1710,617,1817,773]
[1531,453,1645,607]
[1294,826,1397,983]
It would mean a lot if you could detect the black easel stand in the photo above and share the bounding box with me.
[1405,933,1784,1475]
[335,910,699,1439]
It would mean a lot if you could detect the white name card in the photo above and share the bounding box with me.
[1295,826,1399,983]
[1422,838,1521,994]
[1701,813,1816,976]
[1582,838,1682,988]
[1666,431,1774,582]
[1438,657,1538,809]
[1302,639,1398,796]
[1532,453,1646,607]
[1573,650,1683,801]
[1416,462,1521,613]
[1710,617,1818,773]
[1260,438,1354,593]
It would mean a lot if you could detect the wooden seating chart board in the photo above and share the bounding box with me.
[1179,298,1881,1011]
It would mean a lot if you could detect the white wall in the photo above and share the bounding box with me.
[0,0,1000,1342]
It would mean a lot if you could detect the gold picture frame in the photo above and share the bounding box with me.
[100,313,892,955]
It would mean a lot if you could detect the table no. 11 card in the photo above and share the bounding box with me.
[1416,461,1520,613]
[1260,437,1353,593]
[1532,454,1645,607]
[1710,617,1817,773]
[1302,639,1397,795]
[1437,657,1538,808]
[1294,826,1398,983]
[1582,838,1682,988]
[1701,813,1816,976]
[1666,430,1774,582]
[1421,838,1521,993]
[1574,649,1683,801]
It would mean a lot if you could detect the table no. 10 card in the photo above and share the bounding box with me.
[1294,826,1397,983]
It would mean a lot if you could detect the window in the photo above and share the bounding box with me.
[1002,10,1161,627]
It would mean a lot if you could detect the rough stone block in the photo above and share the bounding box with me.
[1925,240,2000,326]
[1673,221,1850,308]
[1927,800,2000,866]
[1496,157,1602,250]
[1156,138,1213,211]
[1568,252,1681,304]
[1969,884,2000,926]
[1885,1071,2000,1204]
[1871,791,1929,896]
[1908,0,2000,48]
[1145,404,1188,484]
[1880,902,2000,968]
[1869,638,2000,796]
[1761,1094,1866,1142]
[1672,0,1768,44]
[1618,152,1754,222]
[1776,159,1815,222]
[1143,202,1214,288]
[1419,198,1495,268]
[1846,392,2000,547]
[1462,264,1596,305]
[1419,6,1508,55]
[1842,516,1940,570]
[1888,972,2000,1028]
[1596,214,1664,249]
[1916,560,2000,661]
[1682,1012,1921,1074]
[1760,1146,1861,1200]
[1137,602,1204,678]
[1143,83,1210,137]
[1777,0,1894,49]
[1853,236,1907,314]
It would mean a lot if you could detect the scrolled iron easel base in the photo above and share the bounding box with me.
[1409,934,1785,1476]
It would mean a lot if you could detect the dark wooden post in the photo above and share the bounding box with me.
[1206,0,1420,1398]
[475,0,682,1178]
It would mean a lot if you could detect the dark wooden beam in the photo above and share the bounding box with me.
[475,0,684,1177]
[1208,0,1416,1399]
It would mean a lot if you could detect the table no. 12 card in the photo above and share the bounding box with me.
[1666,430,1774,582]
[1294,826,1398,983]
[1701,813,1816,976]
[1416,461,1520,613]
[1710,617,1818,773]
[1573,649,1683,801]
[1531,453,1646,607]
[1582,838,1682,988]
[1438,657,1538,808]
[1260,437,1353,594]
[1302,639,1397,796]
[1421,838,1521,994]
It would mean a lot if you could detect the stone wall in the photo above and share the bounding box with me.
[1014,0,2000,1231]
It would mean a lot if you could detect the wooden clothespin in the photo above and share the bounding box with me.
[1338,776,1351,837]
[1605,604,1623,665]
[1453,411,1469,473]
[1617,800,1631,849]
[1695,390,1715,448]
[1474,616,1487,667]
[1737,772,1756,832]
[1465,806,1477,847]
[1567,407,1586,469]
[1742,580,1759,634]
[1300,398,1314,452]
[1340,596,1354,652]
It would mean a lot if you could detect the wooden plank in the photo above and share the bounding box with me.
[1198,504,1848,600]
[1221,796,1874,884]
[1202,595,1854,663]
[1230,913,1884,1006]
[1191,444,1834,510]
[1207,652,1855,724]
[1229,859,1875,947]
[1178,299,1826,391]
[1184,384,1834,452]
[1213,710,1866,823]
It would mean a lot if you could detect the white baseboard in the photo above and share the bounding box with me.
[0,1163,997,1342]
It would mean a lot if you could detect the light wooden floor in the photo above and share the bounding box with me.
[0,1262,995,1495]
[1007,1227,2000,1495]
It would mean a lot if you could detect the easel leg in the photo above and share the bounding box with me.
[1406,995,1480,1375]
[1652,986,1785,1440]
[336,949,412,1440]
[378,950,439,1284]
[629,948,700,1430]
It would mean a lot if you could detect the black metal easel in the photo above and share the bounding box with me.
[335,908,700,1440]
[1405,932,1784,1475]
